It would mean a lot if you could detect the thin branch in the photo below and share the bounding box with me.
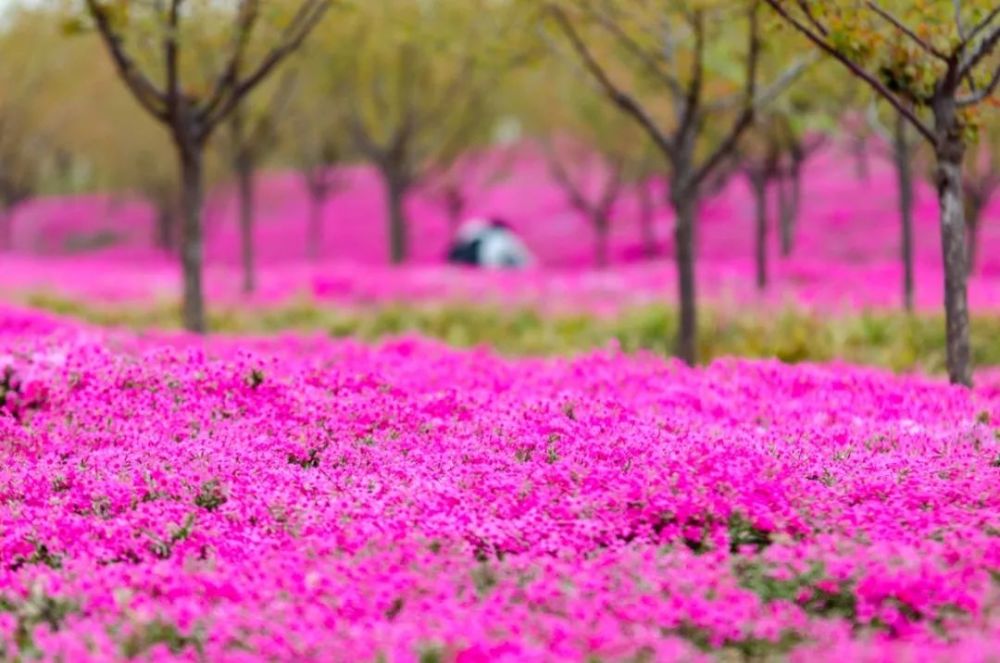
[762,0,936,143]
[677,10,705,140]
[795,0,828,37]
[957,61,1000,106]
[691,2,760,189]
[83,0,167,120]
[954,0,968,42]
[201,0,262,122]
[585,4,684,100]
[203,0,330,130]
[164,0,183,116]
[958,22,1000,80]
[549,5,676,162]
[961,4,1000,48]
[867,1,950,62]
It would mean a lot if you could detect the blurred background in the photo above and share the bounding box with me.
[0,0,998,374]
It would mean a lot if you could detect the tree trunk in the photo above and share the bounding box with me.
[383,169,409,264]
[445,186,465,233]
[894,112,915,313]
[155,200,175,253]
[851,133,870,184]
[307,183,327,263]
[638,179,657,258]
[236,158,256,295]
[777,171,794,257]
[671,188,698,365]
[0,207,11,252]
[594,216,610,269]
[932,98,972,387]
[749,171,768,291]
[178,144,207,334]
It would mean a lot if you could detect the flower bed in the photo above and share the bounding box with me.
[0,305,998,661]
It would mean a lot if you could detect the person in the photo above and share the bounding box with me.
[446,217,534,268]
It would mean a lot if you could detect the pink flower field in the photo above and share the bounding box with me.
[1,304,999,661]
[3,148,1000,313]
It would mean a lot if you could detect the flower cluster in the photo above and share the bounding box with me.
[0,304,997,661]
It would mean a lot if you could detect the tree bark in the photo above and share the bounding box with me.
[893,111,915,313]
[638,179,657,258]
[382,168,410,265]
[155,199,176,253]
[851,133,870,184]
[0,208,11,252]
[748,171,769,291]
[932,97,972,387]
[177,143,207,334]
[594,216,610,269]
[670,187,698,365]
[236,157,256,295]
[777,171,794,257]
[307,183,327,263]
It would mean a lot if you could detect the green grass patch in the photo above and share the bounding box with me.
[18,291,1000,373]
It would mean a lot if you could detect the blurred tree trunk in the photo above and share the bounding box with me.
[306,182,328,263]
[747,169,769,291]
[154,198,177,254]
[0,207,11,252]
[932,96,971,386]
[637,179,658,259]
[671,185,698,365]
[776,171,794,257]
[381,167,410,265]
[177,136,206,334]
[850,133,870,184]
[892,110,915,313]
[236,155,255,295]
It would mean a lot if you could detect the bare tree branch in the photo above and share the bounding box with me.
[867,1,950,62]
[201,0,261,124]
[691,1,760,189]
[677,10,705,140]
[958,22,1000,81]
[585,3,685,100]
[83,0,168,120]
[203,0,331,129]
[164,0,183,115]
[954,0,968,42]
[962,4,1000,48]
[549,5,676,162]
[958,60,1000,105]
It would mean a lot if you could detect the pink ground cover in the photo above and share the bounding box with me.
[3,147,1000,313]
[1,304,998,661]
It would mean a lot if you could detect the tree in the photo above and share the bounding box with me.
[79,0,330,332]
[282,70,352,263]
[763,0,1000,386]
[549,0,811,364]
[325,0,531,264]
[963,121,1000,274]
[867,99,921,311]
[0,115,39,252]
[217,72,296,294]
[738,119,783,290]
[544,137,627,268]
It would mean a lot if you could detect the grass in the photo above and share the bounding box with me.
[18,291,1000,374]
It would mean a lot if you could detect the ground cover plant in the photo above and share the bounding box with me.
[0,304,998,661]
